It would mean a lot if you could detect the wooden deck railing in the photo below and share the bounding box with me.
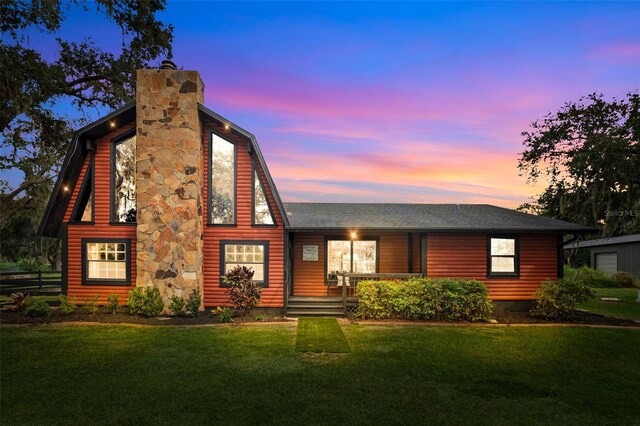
[334,272,422,315]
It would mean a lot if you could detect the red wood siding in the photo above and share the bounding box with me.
[292,232,410,296]
[65,123,137,304]
[202,120,285,308]
[427,233,558,300]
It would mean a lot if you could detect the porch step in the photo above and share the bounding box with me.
[287,296,350,317]
[287,309,345,317]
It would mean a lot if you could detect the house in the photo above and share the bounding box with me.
[39,63,594,315]
[564,234,640,278]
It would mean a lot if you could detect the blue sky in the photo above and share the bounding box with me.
[6,1,640,207]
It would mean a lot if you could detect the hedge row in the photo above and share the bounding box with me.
[357,278,493,322]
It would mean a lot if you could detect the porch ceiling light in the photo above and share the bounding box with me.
[109,120,116,128]
[350,231,357,240]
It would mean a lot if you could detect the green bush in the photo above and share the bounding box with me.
[611,272,636,288]
[224,266,262,314]
[531,278,594,320]
[563,266,619,287]
[126,287,146,314]
[357,278,493,322]
[105,294,120,314]
[127,287,164,317]
[25,298,51,317]
[83,295,100,314]
[212,306,233,323]
[17,258,48,272]
[185,288,202,318]
[169,295,186,316]
[58,295,77,315]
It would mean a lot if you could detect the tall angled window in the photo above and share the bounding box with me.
[253,169,274,225]
[72,159,94,222]
[210,133,235,224]
[113,135,136,223]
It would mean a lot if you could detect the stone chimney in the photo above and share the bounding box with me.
[135,63,204,311]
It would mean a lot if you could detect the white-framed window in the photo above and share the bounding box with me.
[221,241,269,286]
[82,239,131,285]
[488,236,519,276]
[326,239,377,281]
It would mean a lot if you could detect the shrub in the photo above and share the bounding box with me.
[7,292,30,311]
[105,294,120,314]
[254,314,266,322]
[212,307,233,323]
[357,278,493,322]
[611,272,635,288]
[58,295,77,315]
[126,287,146,315]
[16,258,48,272]
[185,288,202,318]
[25,298,51,317]
[169,295,186,316]
[127,287,164,317]
[564,266,618,287]
[224,266,262,314]
[531,278,594,320]
[83,295,100,314]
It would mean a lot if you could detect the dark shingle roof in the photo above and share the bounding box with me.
[283,203,595,233]
[564,234,640,249]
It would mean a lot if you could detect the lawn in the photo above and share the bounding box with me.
[1,324,639,425]
[296,317,351,353]
[579,288,640,320]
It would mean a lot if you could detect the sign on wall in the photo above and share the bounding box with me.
[302,245,319,261]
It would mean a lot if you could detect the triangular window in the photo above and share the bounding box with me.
[72,160,94,222]
[253,169,274,225]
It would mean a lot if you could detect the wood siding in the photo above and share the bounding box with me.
[292,232,410,296]
[427,233,558,300]
[202,120,285,308]
[292,232,558,300]
[65,123,137,304]
[62,118,286,308]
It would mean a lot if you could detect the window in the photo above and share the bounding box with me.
[326,239,377,281]
[112,135,136,223]
[209,132,235,225]
[82,239,131,285]
[71,159,94,222]
[253,169,274,225]
[488,236,519,276]
[221,241,269,287]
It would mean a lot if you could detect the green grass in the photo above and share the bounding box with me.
[1,324,639,425]
[296,317,351,353]
[579,287,640,320]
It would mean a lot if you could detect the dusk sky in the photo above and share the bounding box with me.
[23,2,640,207]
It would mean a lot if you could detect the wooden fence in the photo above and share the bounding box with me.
[0,271,62,295]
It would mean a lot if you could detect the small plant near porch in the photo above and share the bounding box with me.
[357,278,493,322]
[224,266,262,314]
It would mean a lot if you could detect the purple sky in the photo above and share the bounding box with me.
[8,1,640,208]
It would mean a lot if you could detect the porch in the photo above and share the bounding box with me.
[286,272,421,316]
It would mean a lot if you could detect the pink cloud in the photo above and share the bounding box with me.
[588,41,640,64]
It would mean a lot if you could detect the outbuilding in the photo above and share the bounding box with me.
[564,234,640,278]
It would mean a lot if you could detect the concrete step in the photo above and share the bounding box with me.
[288,303,344,309]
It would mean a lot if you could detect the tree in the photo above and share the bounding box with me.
[0,0,173,264]
[518,92,640,238]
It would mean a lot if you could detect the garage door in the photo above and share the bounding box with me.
[595,253,617,274]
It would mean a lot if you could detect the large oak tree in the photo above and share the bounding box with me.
[0,0,173,264]
[519,92,640,238]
